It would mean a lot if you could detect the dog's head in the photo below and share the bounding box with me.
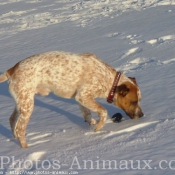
[113,77,144,119]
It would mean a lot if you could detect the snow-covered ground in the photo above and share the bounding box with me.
[0,0,175,175]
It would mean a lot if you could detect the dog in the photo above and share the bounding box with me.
[0,51,144,148]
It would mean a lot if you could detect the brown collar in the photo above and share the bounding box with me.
[107,72,121,103]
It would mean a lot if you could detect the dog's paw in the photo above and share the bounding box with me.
[94,122,104,132]
[18,136,28,148]
[85,118,97,125]
[90,118,97,125]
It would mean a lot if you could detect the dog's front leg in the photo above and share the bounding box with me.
[76,94,107,132]
[94,106,107,132]
[78,103,96,125]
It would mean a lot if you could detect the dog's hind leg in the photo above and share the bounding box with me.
[15,115,31,148]
[9,108,18,138]
[78,103,96,125]
[14,96,34,148]
[10,87,35,148]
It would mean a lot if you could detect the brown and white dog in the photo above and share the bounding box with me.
[0,51,143,148]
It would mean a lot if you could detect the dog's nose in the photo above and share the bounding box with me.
[139,111,144,118]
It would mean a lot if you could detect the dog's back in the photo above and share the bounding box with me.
[1,51,115,99]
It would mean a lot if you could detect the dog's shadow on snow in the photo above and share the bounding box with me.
[0,81,13,139]
[0,124,12,139]
[0,81,11,97]
[35,94,85,128]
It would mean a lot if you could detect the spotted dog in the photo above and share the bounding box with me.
[0,51,144,148]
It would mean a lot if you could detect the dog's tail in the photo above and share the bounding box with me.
[0,72,9,83]
[0,64,17,83]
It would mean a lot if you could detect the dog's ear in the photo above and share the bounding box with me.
[116,84,130,97]
[129,77,137,85]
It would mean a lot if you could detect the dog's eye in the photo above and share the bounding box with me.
[131,101,138,106]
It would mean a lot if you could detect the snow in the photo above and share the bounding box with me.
[0,0,175,174]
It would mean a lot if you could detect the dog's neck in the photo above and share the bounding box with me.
[107,72,121,103]
[104,71,134,99]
